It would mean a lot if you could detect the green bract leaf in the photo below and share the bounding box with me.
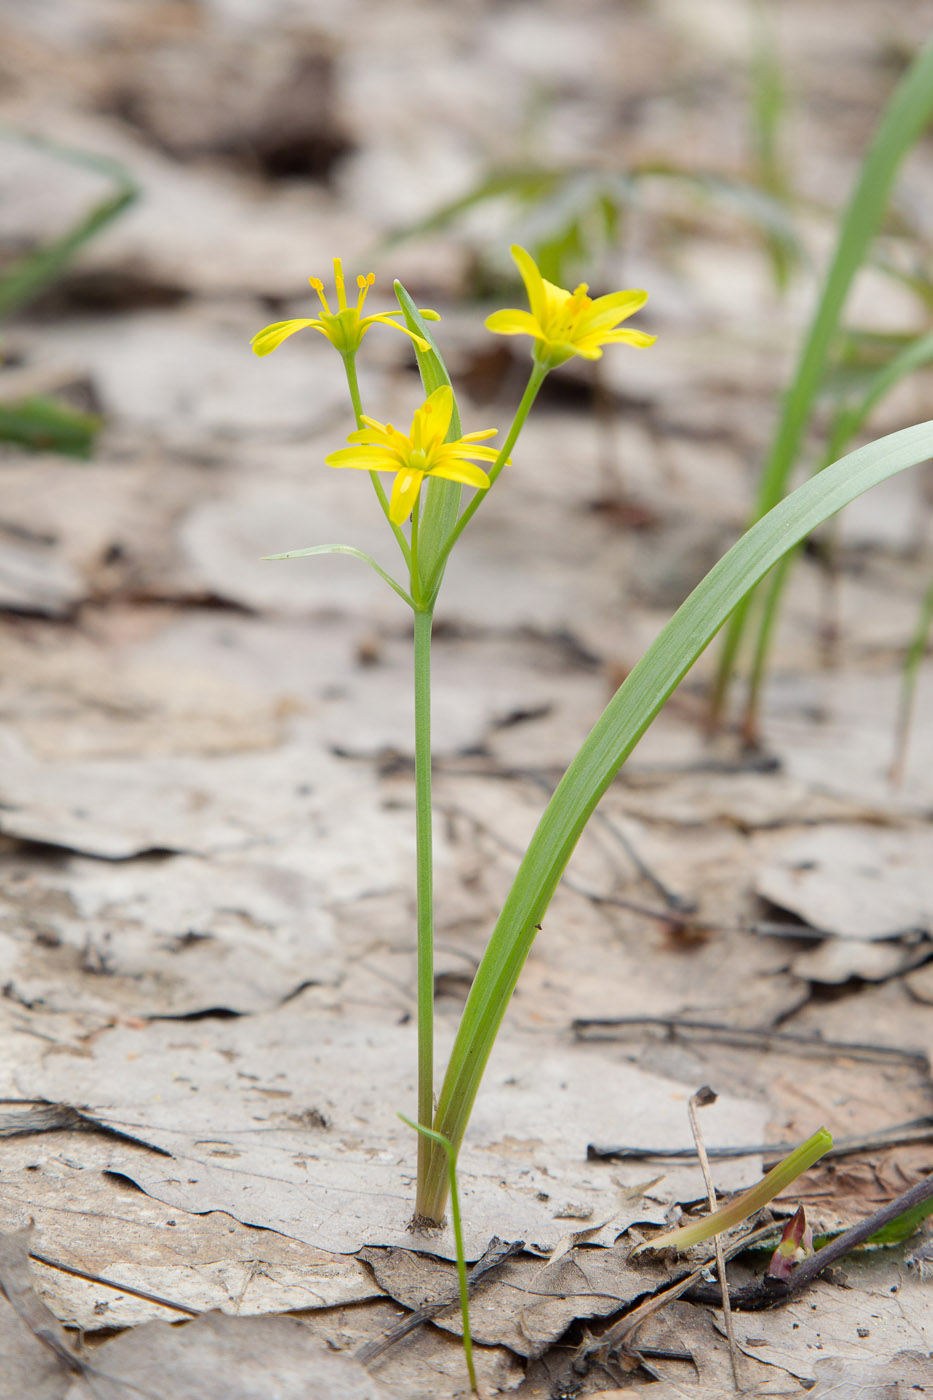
[394,281,463,603]
[415,419,933,1218]
[264,543,414,609]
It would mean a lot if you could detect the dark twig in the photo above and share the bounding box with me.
[573,1017,928,1067]
[29,1251,202,1318]
[588,1113,933,1164]
[355,1236,524,1365]
[687,1171,933,1309]
[550,1225,776,1397]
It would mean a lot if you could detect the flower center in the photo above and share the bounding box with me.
[409,448,428,471]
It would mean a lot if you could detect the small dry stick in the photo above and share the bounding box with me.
[356,1236,524,1365]
[554,1224,776,1394]
[688,1087,741,1391]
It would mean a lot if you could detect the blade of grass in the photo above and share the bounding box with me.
[710,35,933,729]
[741,326,933,732]
[0,397,101,459]
[890,571,933,784]
[633,1128,832,1254]
[0,131,138,323]
[415,420,933,1220]
[748,0,795,291]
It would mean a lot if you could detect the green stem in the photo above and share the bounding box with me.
[401,1117,478,1394]
[425,362,548,603]
[341,353,412,572]
[413,605,435,1208]
[890,571,933,783]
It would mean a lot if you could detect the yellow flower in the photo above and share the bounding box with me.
[251,259,439,359]
[485,245,655,369]
[326,386,499,525]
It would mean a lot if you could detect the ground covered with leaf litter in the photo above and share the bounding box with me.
[0,1,932,1396]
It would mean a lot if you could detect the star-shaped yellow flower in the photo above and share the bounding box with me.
[251,259,439,359]
[486,245,655,369]
[326,386,499,525]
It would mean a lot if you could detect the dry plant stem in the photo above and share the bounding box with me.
[688,1089,741,1392]
[556,1224,777,1392]
[356,1238,523,1366]
[29,1251,201,1318]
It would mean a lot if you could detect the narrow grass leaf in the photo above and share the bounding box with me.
[0,130,138,323]
[635,1128,832,1253]
[416,420,933,1214]
[712,35,933,721]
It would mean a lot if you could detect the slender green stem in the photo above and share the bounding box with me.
[412,605,435,1206]
[341,352,412,572]
[401,1117,478,1395]
[891,571,933,783]
[425,362,548,603]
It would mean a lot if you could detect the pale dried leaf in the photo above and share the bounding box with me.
[26,999,768,1258]
[63,1311,396,1400]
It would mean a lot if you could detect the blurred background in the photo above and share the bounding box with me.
[2,10,933,1380]
[0,0,932,752]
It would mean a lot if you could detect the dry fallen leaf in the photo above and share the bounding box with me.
[65,1310,397,1400]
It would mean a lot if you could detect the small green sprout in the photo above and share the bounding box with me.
[635,1128,832,1254]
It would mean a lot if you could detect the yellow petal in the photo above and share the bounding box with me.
[250,319,318,356]
[510,245,549,326]
[363,313,430,352]
[418,385,454,444]
[389,469,424,524]
[579,289,649,332]
[326,446,397,471]
[443,443,500,463]
[485,309,542,338]
[430,460,491,490]
[577,328,656,352]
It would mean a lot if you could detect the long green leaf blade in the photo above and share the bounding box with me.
[712,35,933,718]
[419,420,933,1216]
[0,131,138,323]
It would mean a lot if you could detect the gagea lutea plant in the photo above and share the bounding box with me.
[253,250,933,1225]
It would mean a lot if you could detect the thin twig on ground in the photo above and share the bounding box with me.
[687,1087,742,1391]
